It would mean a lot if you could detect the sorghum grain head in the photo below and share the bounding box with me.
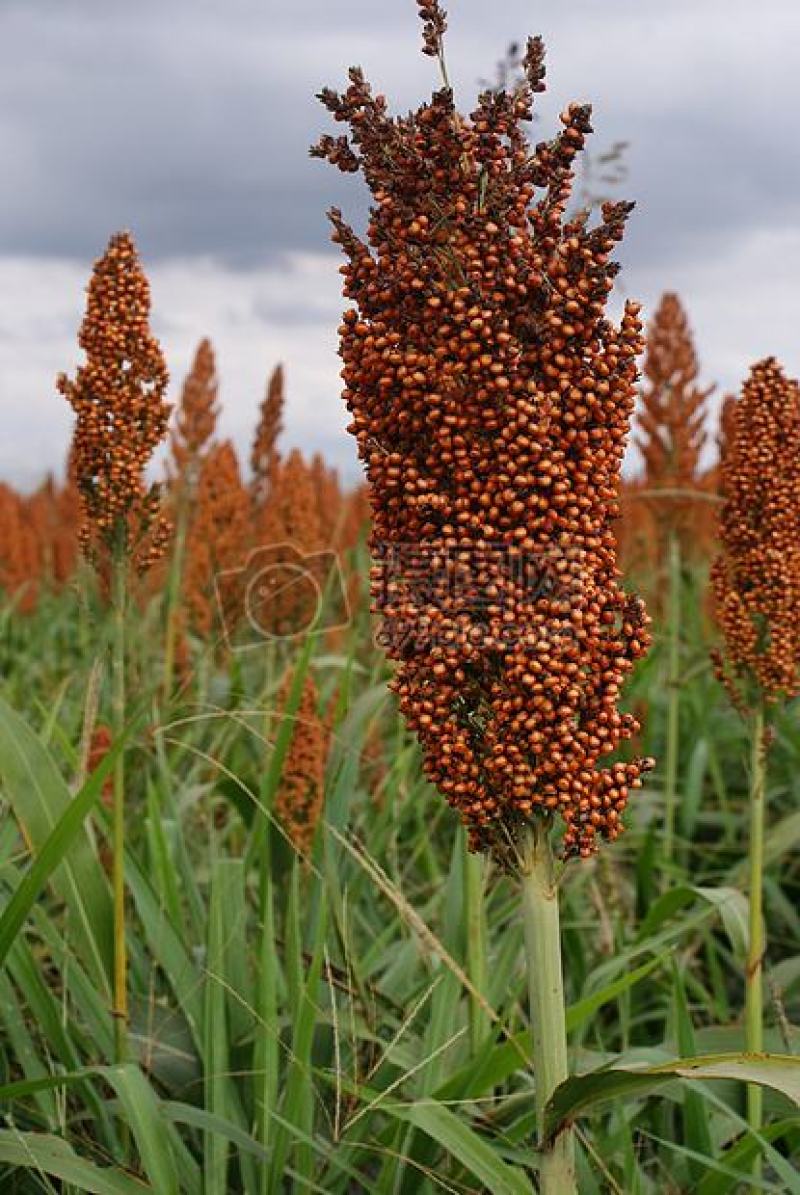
[313,4,653,860]
[636,292,713,555]
[715,392,737,467]
[711,358,800,710]
[251,364,285,502]
[184,440,252,636]
[274,670,330,856]
[57,231,171,572]
[171,338,219,481]
[310,452,343,545]
[0,484,39,612]
[254,449,326,638]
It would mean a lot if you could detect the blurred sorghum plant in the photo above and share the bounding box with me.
[57,231,171,573]
[162,338,220,693]
[0,483,39,612]
[636,291,714,556]
[274,670,330,856]
[184,440,252,637]
[251,363,285,505]
[170,337,220,487]
[711,357,800,710]
[313,1,653,861]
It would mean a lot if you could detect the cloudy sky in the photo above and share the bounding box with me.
[1,0,798,489]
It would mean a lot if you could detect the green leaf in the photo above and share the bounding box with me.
[671,963,714,1176]
[204,856,233,1195]
[729,809,800,883]
[680,737,709,841]
[0,1130,152,1194]
[693,886,749,960]
[384,1099,534,1195]
[544,1053,800,1145]
[566,954,667,1032]
[696,1117,800,1195]
[103,1064,182,1195]
[0,1064,183,1193]
[268,872,327,1194]
[0,728,123,971]
[0,695,114,994]
[638,885,749,960]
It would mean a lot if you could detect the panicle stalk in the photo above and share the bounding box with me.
[57,230,171,1067]
[711,357,800,1165]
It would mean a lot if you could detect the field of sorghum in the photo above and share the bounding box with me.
[0,3,799,1192]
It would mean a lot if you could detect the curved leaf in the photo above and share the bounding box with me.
[0,1128,152,1194]
[0,731,123,970]
[0,696,113,993]
[544,1052,800,1145]
[382,1099,534,1194]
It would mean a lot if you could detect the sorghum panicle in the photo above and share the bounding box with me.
[274,670,330,855]
[417,0,447,60]
[170,338,220,481]
[711,358,800,709]
[0,484,39,612]
[636,292,714,555]
[57,231,171,572]
[251,364,285,502]
[184,440,252,636]
[260,449,323,552]
[310,452,343,545]
[715,392,737,467]
[257,449,325,637]
[314,7,653,858]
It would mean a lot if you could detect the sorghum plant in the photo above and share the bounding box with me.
[163,338,220,693]
[184,439,252,639]
[711,357,800,1158]
[636,291,713,555]
[310,452,344,546]
[57,229,170,1062]
[251,363,285,505]
[274,670,330,856]
[170,338,220,480]
[256,449,325,639]
[0,484,39,613]
[314,4,652,1188]
[635,292,714,861]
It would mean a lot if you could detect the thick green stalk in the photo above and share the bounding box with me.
[746,703,766,1179]
[110,543,128,1064]
[463,845,488,1054]
[663,532,681,864]
[520,823,576,1194]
